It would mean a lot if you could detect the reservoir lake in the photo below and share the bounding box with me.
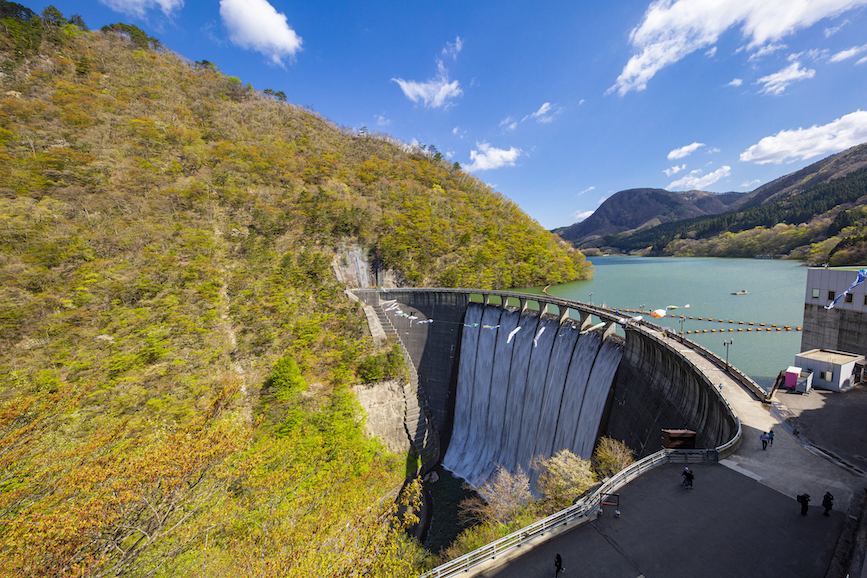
[535,256,808,390]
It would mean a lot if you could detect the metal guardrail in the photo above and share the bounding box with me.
[420,447,726,578]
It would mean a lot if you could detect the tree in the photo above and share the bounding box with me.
[460,464,532,525]
[592,436,635,479]
[69,13,86,30]
[532,449,596,512]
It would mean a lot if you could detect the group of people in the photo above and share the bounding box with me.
[760,430,774,450]
[797,492,834,516]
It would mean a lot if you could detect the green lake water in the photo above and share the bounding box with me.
[534,256,808,390]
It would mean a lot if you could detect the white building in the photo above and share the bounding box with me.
[794,349,865,392]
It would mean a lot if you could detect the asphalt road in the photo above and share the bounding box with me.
[480,463,846,578]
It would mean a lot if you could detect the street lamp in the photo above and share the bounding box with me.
[723,339,734,372]
[589,292,593,305]
[679,316,685,340]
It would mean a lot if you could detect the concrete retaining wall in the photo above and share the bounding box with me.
[801,303,867,356]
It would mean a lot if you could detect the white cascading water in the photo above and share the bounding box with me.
[442,303,624,489]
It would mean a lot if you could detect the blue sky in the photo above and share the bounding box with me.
[47,0,867,228]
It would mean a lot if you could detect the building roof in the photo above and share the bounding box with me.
[796,349,865,365]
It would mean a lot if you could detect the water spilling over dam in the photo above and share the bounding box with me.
[352,289,738,482]
[442,302,623,488]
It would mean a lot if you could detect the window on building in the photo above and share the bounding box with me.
[812,288,820,298]
[845,293,853,303]
[828,291,836,301]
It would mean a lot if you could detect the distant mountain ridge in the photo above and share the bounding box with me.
[556,142,867,254]
[555,188,748,247]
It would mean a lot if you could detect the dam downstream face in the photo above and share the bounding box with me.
[442,302,624,489]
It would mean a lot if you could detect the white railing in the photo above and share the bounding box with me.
[420,446,730,578]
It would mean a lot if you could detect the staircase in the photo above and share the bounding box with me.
[372,302,440,473]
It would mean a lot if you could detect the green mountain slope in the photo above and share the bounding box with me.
[563,143,867,263]
[555,188,747,247]
[0,7,590,576]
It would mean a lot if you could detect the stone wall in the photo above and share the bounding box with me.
[352,379,411,454]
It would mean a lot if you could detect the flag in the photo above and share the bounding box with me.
[826,269,867,310]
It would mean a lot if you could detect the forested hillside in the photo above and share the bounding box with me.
[555,188,747,247]
[0,4,590,576]
[601,161,867,262]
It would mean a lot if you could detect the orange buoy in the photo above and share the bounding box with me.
[737,328,743,331]
[729,320,734,323]
[711,329,716,332]
[759,323,766,326]
[748,322,754,325]
[689,316,694,319]
[703,329,708,333]
[738,321,744,325]
[796,327,802,331]
[747,328,752,331]
[698,317,703,320]
[772,324,778,328]
[776,328,781,331]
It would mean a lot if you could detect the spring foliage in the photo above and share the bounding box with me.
[0,4,574,576]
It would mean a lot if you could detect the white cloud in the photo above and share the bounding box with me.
[392,60,463,109]
[446,150,455,159]
[572,210,595,222]
[858,56,867,65]
[741,179,761,187]
[578,99,586,105]
[499,116,518,131]
[728,78,744,86]
[705,46,717,57]
[465,142,522,172]
[608,0,867,96]
[664,164,686,176]
[708,147,721,153]
[740,110,867,164]
[830,44,867,62]
[757,61,815,94]
[668,142,705,160]
[443,36,463,59]
[668,166,731,190]
[825,19,849,36]
[522,102,561,123]
[577,186,596,196]
[747,42,787,62]
[99,0,183,17]
[376,115,390,126]
[220,0,302,66]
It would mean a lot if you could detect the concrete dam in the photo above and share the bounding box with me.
[353,288,738,488]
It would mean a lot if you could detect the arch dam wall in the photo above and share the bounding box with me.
[352,288,736,461]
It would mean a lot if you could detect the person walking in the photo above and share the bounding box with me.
[555,553,564,576]
[768,430,775,446]
[760,432,769,450]
[822,492,834,516]
[797,493,810,516]
[682,466,694,489]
